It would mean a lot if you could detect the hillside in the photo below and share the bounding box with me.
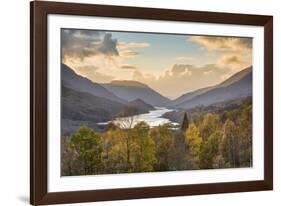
[118,99,154,117]
[61,86,125,134]
[169,86,214,107]
[62,64,125,103]
[171,67,252,109]
[103,80,170,106]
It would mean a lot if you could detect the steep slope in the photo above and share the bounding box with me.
[169,86,214,107]
[103,80,170,106]
[62,86,124,123]
[219,67,252,87]
[61,85,125,134]
[175,67,252,109]
[62,64,125,103]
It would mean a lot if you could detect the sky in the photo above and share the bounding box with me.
[62,29,252,99]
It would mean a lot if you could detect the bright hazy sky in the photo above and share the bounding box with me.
[62,29,252,99]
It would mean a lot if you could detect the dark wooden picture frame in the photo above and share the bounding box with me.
[30,1,273,205]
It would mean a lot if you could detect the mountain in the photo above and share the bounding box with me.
[118,99,154,117]
[109,80,148,88]
[103,80,171,106]
[62,86,124,123]
[169,86,214,107]
[61,86,125,134]
[62,64,125,103]
[172,67,252,109]
[218,67,252,87]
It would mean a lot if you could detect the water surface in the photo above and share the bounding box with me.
[98,107,179,129]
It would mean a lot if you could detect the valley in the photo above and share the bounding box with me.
[61,64,252,135]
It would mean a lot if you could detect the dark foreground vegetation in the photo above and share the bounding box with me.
[61,99,252,176]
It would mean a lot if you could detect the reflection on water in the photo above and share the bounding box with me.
[98,107,179,129]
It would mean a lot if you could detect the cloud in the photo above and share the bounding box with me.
[190,36,252,52]
[98,33,119,56]
[133,64,232,99]
[175,56,194,61]
[62,29,119,61]
[62,33,151,77]
[119,50,141,58]
[74,65,114,83]
[117,41,149,58]
[189,35,252,73]
[62,29,138,82]
[120,64,137,70]
[62,31,252,99]
[167,64,193,77]
[189,36,252,52]
[218,54,246,66]
[117,42,150,50]
[216,52,251,72]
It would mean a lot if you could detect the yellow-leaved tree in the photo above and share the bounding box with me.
[185,123,202,167]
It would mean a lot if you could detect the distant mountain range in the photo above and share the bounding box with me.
[61,64,252,134]
[61,64,157,134]
[62,64,125,103]
[62,85,155,134]
[103,80,170,106]
[169,67,252,109]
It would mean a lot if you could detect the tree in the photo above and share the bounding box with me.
[61,98,253,175]
[171,130,193,170]
[237,103,252,167]
[101,127,128,173]
[116,106,138,129]
[105,122,119,131]
[221,119,240,167]
[70,126,103,175]
[61,136,80,176]
[185,123,202,167]
[221,109,239,123]
[199,131,223,169]
[151,123,174,171]
[199,113,220,141]
[181,113,189,132]
[115,107,138,171]
[131,121,156,172]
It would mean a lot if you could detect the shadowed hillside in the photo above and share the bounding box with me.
[103,80,171,106]
[62,64,126,103]
[170,67,252,109]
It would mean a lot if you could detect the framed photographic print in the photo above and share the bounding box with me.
[30,1,273,205]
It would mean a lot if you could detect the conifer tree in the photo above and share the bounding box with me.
[181,113,189,132]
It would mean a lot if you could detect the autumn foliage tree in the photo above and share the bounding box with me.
[68,127,103,175]
[185,123,202,167]
[221,119,240,167]
[131,122,156,172]
[61,99,253,175]
[199,131,223,169]
[151,123,174,171]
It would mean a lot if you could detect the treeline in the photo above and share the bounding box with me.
[62,100,252,176]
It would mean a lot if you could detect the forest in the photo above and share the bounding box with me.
[61,99,252,176]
